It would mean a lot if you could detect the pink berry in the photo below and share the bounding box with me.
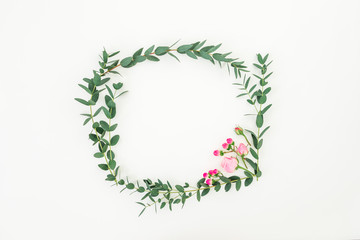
[213,169,218,175]
[226,138,233,144]
[206,178,212,185]
[203,172,208,178]
[213,150,220,156]
[208,170,214,175]
[222,143,229,149]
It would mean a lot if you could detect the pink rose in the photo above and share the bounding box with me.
[226,138,233,144]
[206,178,212,185]
[221,156,238,173]
[203,172,208,178]
[235,127,243,135]
[213,169,218,175]
[237,143,248,155]
[222,143,229,149]
[208,170,214,175]
[213,150,220,156]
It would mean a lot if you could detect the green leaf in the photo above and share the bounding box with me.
[126,183,135,189]
[192,40,206,50]
[154,46,169,56]
[113,82,123,90]
[183,50,196,59]
[137,187,145,193]
[250,148,259,160]
[144,45,155,55]
[257,95,267,104]
[92,122,99,129]
[199,50,212,61]
[93,73,101,86]
[120,57,132,67]
[109,124,118,131]
[75,98,89,106]
[208,43,222,53]
[109,160,116,170]
[106,174,116,181]
[105,96,115,109]
[109,51,120,57]
[89,133,98,142]
[168,52,180,62]
[256,114,263,128]
[245,77,251,89]
[146,55,160,61]
[225,182,231,192]
[78,84,92,94]
[219,176,230,183]
[235,179,241,191]
[249,84,257,94]
[236,93,247,98]
[175,185,184,192]
[98,164,108,171]
[245,158,257,170]
[102,107,111,118]
[245,177,253,187]
[196,190,201,202]
[103,50,108,63]
[214,183,221,192]
[257,54,264,64]
[177,44,193,53]
[115,166,119,177]
[160,202,166,209]
[261,104,272,115]
[100,121,110,131]
[83,117,91,126]
[133,48,143,58]
[247,99,254,105]
[244,171,253,178]
[259,126,270,138]
[110,135,120,146]
[94,152,104,158]
[263,54,269,63]
[105,85,114,99]
[134,55,146,62]
[264,72,273,80]
[201,188,210,196]
[263,87,271,95]
[138,208,146,217]
[98,141,108,153]
[151,189,159,197]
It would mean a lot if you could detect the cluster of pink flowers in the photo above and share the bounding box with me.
[203,169,219,185]
[213,127,249,173]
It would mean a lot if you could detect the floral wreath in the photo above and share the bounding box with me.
[76,40,273,216]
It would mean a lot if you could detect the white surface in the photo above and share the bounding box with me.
[1,0,359,239]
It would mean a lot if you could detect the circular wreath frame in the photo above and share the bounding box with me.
[76,40,273,216]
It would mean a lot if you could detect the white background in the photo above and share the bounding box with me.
[1,0,359,239]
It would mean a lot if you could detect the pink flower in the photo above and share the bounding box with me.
[213,169,218,175]
[221,156,238,173]
[237,143,249,155]
[235,127,243,135]
[203,172,208,178]
[226,138,233,144]
[213,150,220,156]
[208,170,214,175]
[222,143,229,149]
[206,178,212,185]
